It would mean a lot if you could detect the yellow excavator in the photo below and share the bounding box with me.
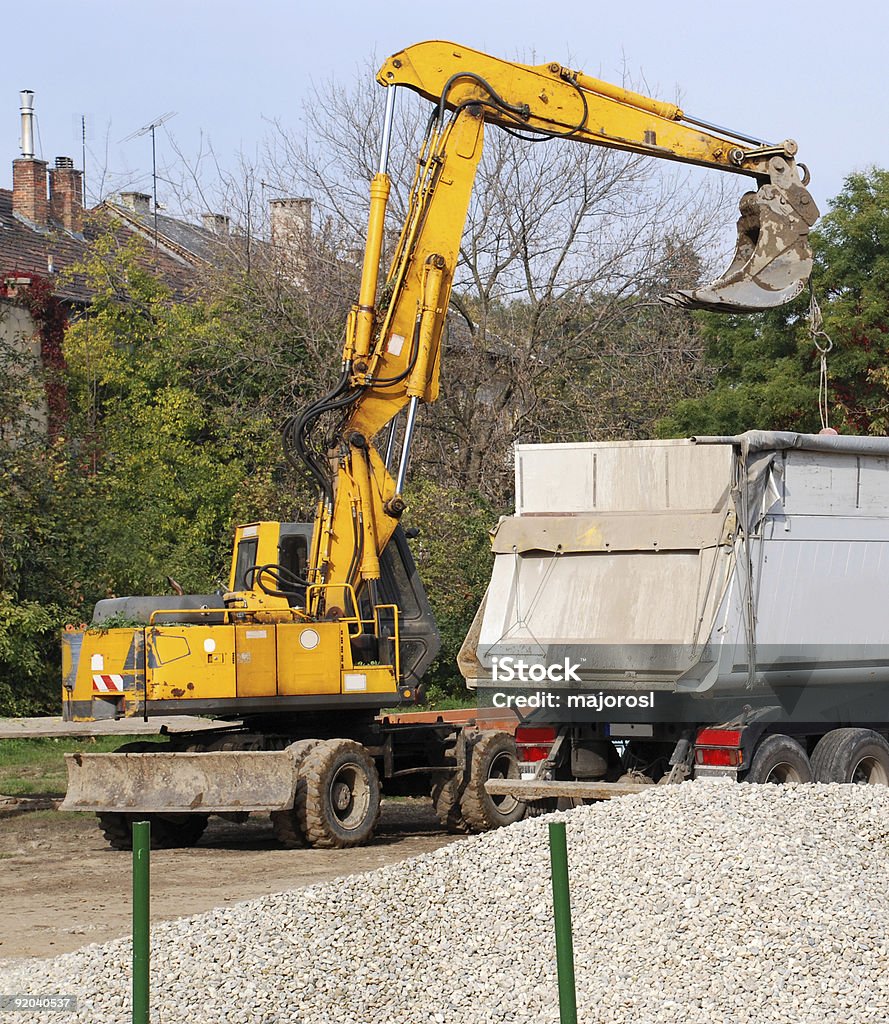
[60,40,818,849]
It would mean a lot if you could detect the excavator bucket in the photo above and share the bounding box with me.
[661,161,819,314]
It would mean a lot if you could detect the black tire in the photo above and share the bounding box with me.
[810,728,889,784]
[97,812,209,850]
[296,739,381,849]
[431,770,471,834]
[523,799,558,819]
[460,732,526,831]
[744,734,812,784]
[269,739,325,848]
[429,736,471,833]
[97,812,134,850]
[96,742,209,849]
[114,741,160,753]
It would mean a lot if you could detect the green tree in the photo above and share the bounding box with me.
[660,167,889,437]
[403,480,495,699]
[61,234,251,599]
[0,227,325,713]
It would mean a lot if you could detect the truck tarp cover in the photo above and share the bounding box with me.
[693,431,889,532]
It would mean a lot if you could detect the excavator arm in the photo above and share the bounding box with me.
[377,41,819,312]
[289,39,818,613]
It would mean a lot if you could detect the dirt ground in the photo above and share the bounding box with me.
[0,800,460,962]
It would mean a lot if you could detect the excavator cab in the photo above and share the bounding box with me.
[230,522,310,608]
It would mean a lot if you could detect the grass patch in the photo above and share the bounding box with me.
[0,736,166,796]
[420,694,477,711]
[27,808,92,821]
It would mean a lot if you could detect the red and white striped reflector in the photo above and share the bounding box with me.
[92,674,125,693]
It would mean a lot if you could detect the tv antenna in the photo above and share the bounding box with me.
[122,111,176,246]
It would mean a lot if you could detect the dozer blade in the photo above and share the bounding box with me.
[662,173,819,314]
[60,750,300,813]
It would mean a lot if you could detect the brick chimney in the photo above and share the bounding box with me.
[270,198,312,247]
[49,156,84,233]
[12,89,49,227]
[13,157,49,226]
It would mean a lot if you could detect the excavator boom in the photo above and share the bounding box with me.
[289,40,819,603]
[378,40,819,314]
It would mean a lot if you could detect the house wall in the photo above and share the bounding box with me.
[0,299,48,438]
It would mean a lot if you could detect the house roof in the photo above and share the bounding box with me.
[0,189,202,306]
[100,199,236,267]
[0,188,92,303]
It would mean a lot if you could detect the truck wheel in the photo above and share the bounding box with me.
[296,739,381,849]
[810,729,889,784]
[96,812,209,850]
[744,734,812,784]
[523,800,557,819]
[460,732,526,832]
[269,739,324,848]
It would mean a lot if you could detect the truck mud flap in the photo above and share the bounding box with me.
[60,750,299,813]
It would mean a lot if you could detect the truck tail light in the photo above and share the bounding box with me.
[515,724,557,763]
[694,727,743,767]
[696,747,741,767]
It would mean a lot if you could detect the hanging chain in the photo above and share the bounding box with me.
[808,287,834,431]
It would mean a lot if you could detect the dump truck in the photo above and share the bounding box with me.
[59,41,819,847]
[460,432,889,807]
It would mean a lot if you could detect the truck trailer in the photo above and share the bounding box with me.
[461,431,889,804]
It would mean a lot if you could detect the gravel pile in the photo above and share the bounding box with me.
[3,782,889,1024]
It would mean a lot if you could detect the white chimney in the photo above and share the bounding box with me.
[119,192,151,215]
[201,212,230,236]
[19,90,35,159]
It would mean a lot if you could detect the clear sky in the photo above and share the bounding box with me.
[2,0,886,216]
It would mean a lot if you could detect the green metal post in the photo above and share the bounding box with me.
[132,820,150,1024]
[548,822,578,1024]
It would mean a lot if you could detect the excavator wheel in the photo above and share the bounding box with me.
[295,739,381,849]
[96,812,210,850]
[269,739,325,848]
[113,740,161,754]
[431,770,471,834]
[522,799,558,819]
[429,734,471,834]
[89,741,208,849]
[459,732,526,832]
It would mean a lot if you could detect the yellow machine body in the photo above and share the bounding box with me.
[63,616,402,721]
[63,521,406,722]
